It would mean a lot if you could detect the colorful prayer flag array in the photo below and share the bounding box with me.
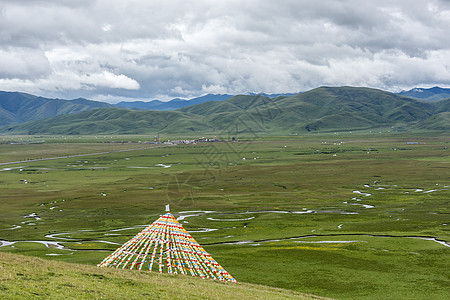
[98,212,237,283]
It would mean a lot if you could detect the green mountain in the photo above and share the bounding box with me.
[115,93,294,111]
[1,87,448,135]
[415,112,450,130]
[0,91,113,126]
[1,108,211,135]
[115,94,234,110]
[183,86,448,133]
[274,86,445,132]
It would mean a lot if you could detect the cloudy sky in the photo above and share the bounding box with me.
[1,0,450,103]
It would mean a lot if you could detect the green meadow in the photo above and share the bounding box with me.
[0,132,448,299]
[0,252,323,300]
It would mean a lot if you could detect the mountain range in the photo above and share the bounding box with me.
[114,93,296,110]
[0,91,113,127]
[114,94,234,111]
[1,86,448,135]
[0,92,299,126]
[398,87,450,101]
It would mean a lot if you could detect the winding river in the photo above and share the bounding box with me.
[1,209,448,251]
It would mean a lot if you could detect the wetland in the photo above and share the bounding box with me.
[0,133,448,299]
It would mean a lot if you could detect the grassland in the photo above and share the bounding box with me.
[0,252,322,299]
[0,132,449,299]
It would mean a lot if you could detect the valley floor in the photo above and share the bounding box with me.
[0,133,448,299]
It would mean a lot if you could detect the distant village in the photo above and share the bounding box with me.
[154,136,238,145]
[98,136,239,145]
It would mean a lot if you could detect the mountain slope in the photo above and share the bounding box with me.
[0,106,21,124]
[273,86,439,131]
[1,108,210,135]
[415,112,450,130]
[1,87,448,135]
[0,252,321,299]
[114,93,295,111]
[193,86,447,133]
[0,91,113,126]
[180,95,274,115]
[115,94,234,111]
[398,87,450,101]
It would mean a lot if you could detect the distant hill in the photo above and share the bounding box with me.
[0,91,291,126]
[2,87,448,135]
[1,108,211,135]
[114,93,296,111]
[276,86,448,132]
[181,86,449,133]
[415,112,450,130]
[114,94,233,110]
[398,87,450,101]
[0,91,113,126]
[248,92,297,98]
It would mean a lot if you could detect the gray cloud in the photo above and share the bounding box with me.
[0,0,450,102]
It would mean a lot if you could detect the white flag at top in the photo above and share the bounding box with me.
[165,204,170,212]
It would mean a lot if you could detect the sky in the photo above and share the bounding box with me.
[1,0,450,103]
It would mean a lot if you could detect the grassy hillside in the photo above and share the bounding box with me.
[0,252,323,299]
[0,108,212,135]
[275,86,443,131]
[0,91,113,126]
[116,94,234,110]
[1,87,448,135]
[0,106,21,124]
[415,112,450,130]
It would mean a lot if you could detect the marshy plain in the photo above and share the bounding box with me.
[0,132,448,299]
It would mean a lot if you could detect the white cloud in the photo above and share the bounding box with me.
[76,71,140,90]
[102,24,112,32]
[0,48,50,79]
[91,94,148,104]
[0,71,139,94]
[0,0,450,101]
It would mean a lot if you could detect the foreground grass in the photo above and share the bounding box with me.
[0,252,324,299]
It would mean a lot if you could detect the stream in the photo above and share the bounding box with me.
[203,233,450,248]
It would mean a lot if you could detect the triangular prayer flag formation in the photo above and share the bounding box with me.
[98,211,237,283]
